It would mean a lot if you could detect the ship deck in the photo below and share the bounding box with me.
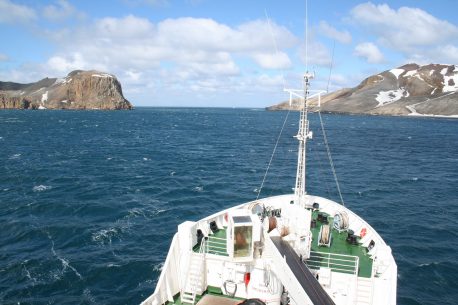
[165,287,242,305]
[307,210,373,278]
[193,212,373,278]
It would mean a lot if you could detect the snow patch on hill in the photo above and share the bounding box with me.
[92,73,112,78]
[443,73,458,93]
[404,70,417,77]
[390,69,404,79]
[41,91,48,102]
[376,88,409,107]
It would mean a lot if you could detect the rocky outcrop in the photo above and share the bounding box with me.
[267,63,458,117]
[0,70,133,110]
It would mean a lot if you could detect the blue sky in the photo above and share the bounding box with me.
[1,0,457,107]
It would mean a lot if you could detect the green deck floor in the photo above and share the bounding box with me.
[192,219,372,278]
[308,210,373,278]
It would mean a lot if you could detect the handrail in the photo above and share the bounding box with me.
[207,236,225,240]
[205,235,227,255]
[306,251,359,275]
[181,238,206,305]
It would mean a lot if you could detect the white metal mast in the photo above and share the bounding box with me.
[294,72,313,204]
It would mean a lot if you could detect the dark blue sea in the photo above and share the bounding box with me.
[0,108,457,305]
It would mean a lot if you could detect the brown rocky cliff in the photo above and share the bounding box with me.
[0,70,133,110]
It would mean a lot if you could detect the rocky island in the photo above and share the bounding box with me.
[268,63,458,117]
[0,70,133,110]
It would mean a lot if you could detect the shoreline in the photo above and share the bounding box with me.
[265,108,458,120]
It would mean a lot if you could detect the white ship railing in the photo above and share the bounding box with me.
[181,238,206,304]
[141,234,181,305]
[306,251,359,275]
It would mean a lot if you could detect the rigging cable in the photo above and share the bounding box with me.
[319,40,345,206]
[256,10,291,200]
[256,110,290,200]
[305,0,308,72]
[264,9,287,90]
[310,140,332,198]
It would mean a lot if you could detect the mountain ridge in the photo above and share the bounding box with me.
[267,63,458,117]
[0,70,133,110]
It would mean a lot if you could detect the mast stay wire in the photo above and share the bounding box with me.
[256,110,291,200]
[318,40,345,206]
[305,0,308,72]
[256,10,291,200]
[264,9,287,90]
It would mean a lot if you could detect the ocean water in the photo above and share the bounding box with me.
[0,108,457,305]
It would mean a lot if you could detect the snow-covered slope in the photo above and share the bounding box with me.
[268,63,458,117]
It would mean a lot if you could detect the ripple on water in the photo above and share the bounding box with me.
[0,109,457,305]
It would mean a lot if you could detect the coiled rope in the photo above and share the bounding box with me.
[320,224,330,245]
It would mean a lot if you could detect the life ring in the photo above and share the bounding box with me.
[360,227,367,238]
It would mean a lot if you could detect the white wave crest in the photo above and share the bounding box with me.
[83,288,97,304]
[59,257,83,280]
[153,262,164,272]
[193,186,204,192]
[47,232,83,280]
[92,227,120,245]
[33,185,52,192]
[9,153,21,159]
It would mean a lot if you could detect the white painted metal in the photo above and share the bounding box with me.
[141,194,397,305]
[263,236,314,305]
[181,239,206,304]
[356,277,373,305]
[307,251,360,275]
[294,73,311,201]
[284,82,326,207]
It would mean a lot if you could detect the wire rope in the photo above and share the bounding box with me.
[318,40,345,206]
[256,109,291,200]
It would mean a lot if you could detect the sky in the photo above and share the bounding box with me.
[0,0,457,107]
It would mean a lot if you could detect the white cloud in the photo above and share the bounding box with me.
[254,74,285,88]
[0,53,8,61]
[46,53,89,73]
[318,21,351,44]
[406,45,458,65]
[152,18,297,54]
[350,2,458,52]
[298,40,332,67]
[43,16,297,78]
[250,52,291,69]
[354,42,384,64]
[0,0,36,24]
[1,14,299,106]
[42,0,85,22]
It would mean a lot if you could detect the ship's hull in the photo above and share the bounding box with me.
[141,194,397,305]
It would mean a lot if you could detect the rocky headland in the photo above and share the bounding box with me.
[0,70,133,110]
[267,63,458,117]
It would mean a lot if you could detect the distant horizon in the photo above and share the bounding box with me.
[1,0,457,107]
